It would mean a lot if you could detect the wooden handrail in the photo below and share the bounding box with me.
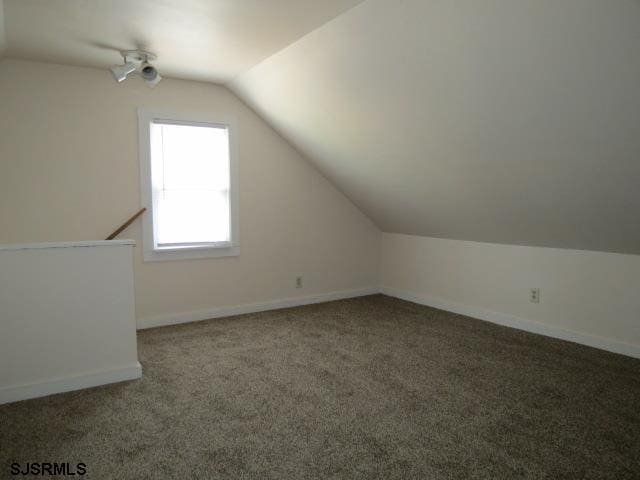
[106,208,146,240]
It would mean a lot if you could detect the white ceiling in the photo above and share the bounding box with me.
[2,0,640,254]
[232,0,640,254]
[1,0,363,83]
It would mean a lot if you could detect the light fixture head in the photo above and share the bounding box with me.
[140,61,162,88]
[109,50,161,87]
[109,62,137,83]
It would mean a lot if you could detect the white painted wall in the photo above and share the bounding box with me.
[0,59,380,323]
[0,241,140,404]
[380,233,640,358]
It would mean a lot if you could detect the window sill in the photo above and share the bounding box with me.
[143,245,240,262]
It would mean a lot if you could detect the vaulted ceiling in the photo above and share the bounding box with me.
[231,0,640,255]
[2,0,640,254]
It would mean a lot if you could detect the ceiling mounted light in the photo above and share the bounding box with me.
[110,62,137,83]
[109,50,162,88]
[140,61,162,88]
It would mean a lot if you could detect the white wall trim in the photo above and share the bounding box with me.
[137,108,240,263]
[380,286,640,360]
[139,284,639,358]
[0,362,142,405]
[137,287,379,330]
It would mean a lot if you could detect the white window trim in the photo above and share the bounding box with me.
[138,108,240,262]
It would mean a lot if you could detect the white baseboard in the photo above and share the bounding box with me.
[136,287,379,330]
[0,363,142,405]
[380,286,640,360]
[136,284,639,359]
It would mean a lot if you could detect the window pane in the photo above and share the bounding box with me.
[150,122,231,245]
[155,190,229,245]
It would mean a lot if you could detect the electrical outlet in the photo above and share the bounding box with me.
[295,276,303,289]
[530,288,540,303]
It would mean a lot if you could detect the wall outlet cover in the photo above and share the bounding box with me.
[530,288,540,303]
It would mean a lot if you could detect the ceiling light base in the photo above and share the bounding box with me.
[121,50,157,63]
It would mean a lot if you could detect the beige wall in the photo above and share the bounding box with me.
[381,233,640,358]
[0,59,380,319]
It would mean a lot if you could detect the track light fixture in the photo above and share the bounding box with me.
[110,62,137,83]
[109,50,162,88]
[140,61,161,87]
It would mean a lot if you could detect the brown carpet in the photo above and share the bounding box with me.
[1,295,639,479]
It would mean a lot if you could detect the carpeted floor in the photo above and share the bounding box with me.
[1,295,639,479]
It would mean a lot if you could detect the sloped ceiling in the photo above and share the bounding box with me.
[232,0,640,254]
[2,0,640,254]
[1,0,364,83]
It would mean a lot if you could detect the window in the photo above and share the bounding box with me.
[138,110,239,261]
